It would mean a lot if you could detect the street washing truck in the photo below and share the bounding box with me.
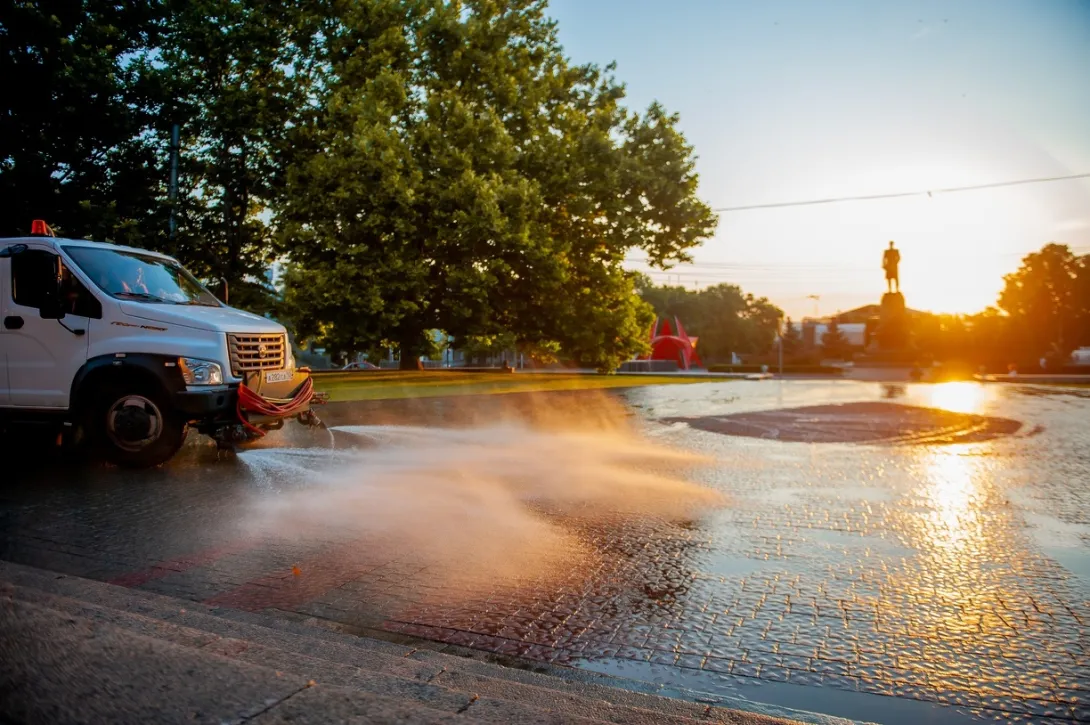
[0,221,324,467]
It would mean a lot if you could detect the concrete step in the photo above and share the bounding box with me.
[0,596,453,725]
[0,560,828,725]
[1,583,650,725]
[0,573,797,725]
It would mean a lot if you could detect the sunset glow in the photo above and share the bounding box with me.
[553,0,1090,318]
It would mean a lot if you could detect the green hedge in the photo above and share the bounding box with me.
[706,364,845,375]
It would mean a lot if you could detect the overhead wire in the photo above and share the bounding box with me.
[709,172,1090,212]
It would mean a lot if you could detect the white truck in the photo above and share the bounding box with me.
[0,221,322,467]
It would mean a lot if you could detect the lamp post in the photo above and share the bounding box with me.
[778,327,784,377]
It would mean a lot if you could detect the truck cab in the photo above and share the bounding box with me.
[0,222,319,467]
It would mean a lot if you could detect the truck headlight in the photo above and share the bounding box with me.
[179,357,224,385]
[285,345,296,371]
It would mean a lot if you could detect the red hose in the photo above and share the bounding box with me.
[236,377,315,437]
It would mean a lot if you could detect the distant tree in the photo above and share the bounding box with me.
[1072,251,1090,348]
[998,243,1088,356]
[635,277,699,321]
[822,319,849,360]
[458,332,517,366]
[912,313,958,362]
[637,282,783,362]
[781,317,802,357]
[742,294,784,353]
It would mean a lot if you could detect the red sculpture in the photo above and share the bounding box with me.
[645,316,701,369]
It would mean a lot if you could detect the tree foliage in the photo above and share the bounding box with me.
[0,0,165,241]
[781,317,802,357]
[998,243,1090,356]
[821,319,848,359]
[153,0,329,311]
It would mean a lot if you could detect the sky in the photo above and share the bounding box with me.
[546,0,1090,319]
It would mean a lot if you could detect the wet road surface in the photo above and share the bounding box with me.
[1,380,1088,724]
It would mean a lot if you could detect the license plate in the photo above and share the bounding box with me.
[265,370,293,383]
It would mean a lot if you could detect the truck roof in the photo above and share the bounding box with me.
[5,235,176,262]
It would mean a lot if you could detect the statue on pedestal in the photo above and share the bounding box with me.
[863,241,911,357]
[882,241,900,293]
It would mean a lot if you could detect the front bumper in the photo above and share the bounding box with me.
[171,371,315,426]
[173,385,237,419]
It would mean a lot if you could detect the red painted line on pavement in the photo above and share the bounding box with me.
[107,540,258,588]
[202,538,373,612]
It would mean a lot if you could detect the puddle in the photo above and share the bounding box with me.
[1023,512,1090,583]
[578,655,984,725]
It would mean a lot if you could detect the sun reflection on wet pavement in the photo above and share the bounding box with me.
[918,445,984,552]
[926,382,991,415]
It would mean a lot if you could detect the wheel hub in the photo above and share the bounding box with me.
[106,395,163,451]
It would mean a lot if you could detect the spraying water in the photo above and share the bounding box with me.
[236,393,722,598]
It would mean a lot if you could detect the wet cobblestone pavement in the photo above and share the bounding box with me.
[2,381,1088,724]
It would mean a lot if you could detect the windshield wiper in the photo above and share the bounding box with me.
[114,291,176,304]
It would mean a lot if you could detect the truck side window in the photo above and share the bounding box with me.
[11,249,102,318]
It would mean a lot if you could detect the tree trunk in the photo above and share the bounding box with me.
[399,333,424,370]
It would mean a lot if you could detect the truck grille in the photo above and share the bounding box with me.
[228,333,286,375]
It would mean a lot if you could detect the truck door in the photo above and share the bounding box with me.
[2,245,97,409]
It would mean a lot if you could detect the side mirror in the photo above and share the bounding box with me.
[38,256,66,320]
[0,243,28,258]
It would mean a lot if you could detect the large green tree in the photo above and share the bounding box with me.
[278,0,717,371]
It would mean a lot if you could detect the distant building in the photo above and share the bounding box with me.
[793,320,866,348]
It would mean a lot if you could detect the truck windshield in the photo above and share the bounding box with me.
[63,246,221,307]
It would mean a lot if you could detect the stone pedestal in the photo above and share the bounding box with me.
[858,292,915,364]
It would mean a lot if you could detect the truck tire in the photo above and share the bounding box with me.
[89,384,188,468]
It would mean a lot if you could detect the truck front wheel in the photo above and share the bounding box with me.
[90,385,188,468]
